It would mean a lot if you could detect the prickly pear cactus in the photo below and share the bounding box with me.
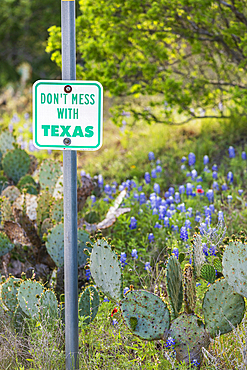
[36,191,53,227]
[1,186,21,203]
[90,238,123,302]
[13,193,38,221]
[39,290,58,319]
[17,280,44,318]
[0,174,8,192]
[169,313,210,366]
[50,198,63,223]
[78,285,99,325]
[28,155,38,175]
[200,263,216,284]
[53,175,63,200]
[222,240,247,298]
[183,264,196,314]
[0,131,15,154]
[165,255,183,319]
[2,148,30,184]
[0,232,15,257]
[202,278,245,337]
[121,290,170,340]
[0,196,14,224]
[40,218,53,237]
[17,175,39,195]
[12,304,28,333]
[45,223,91,267]
[1,277,21,312]
[39,160,62,194]
[213,257,222,273]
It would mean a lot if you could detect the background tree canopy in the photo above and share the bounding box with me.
[47,0,247,125]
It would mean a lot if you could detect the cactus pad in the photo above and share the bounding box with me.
[223,240,247,298]
[50,198,63,223]
[0,131,15,154]
[1,277,21,312]
[165,255,183,319]
[78,285,99,325]
[183,264,196,314]
[213,257,222,273]
[169,313,210,365]
[2,148,30,184]
[13,193,38,221]
[36,191,53,227]
[1,186,21,203]
[17,280,44,318]
[0,232,15,257]
[39,290,58,319]
[39,160,62,194]
[200,264,216,284]
[121,290,170,340]
[17,175,39,195]
[90,238,123,301]
[202,278,245,337]
[0,197,14,223]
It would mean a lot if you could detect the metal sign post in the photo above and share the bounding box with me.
[61,0,78,369]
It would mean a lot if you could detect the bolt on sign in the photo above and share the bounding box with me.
[32,80,103,150]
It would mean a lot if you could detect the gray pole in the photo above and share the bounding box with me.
[61,1,78,369]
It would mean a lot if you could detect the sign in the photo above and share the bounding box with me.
[32,80,103,150]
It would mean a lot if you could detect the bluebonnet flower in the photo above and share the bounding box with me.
[191,359,200,368]
[206,189,214,202]
[111,185,117,194]
[227,171,233,184]
[186,183,193,196]
[228,146,235,158]
[139,193,146,205]
[181,164,186,171]
[148,151,155,161]
[164,217,170,227]
[181,156,187,163]
[186,171,191,177]
[174,192,180,203]
[126,180,132,190]
[160,199,167,207]
[112,319,118,326]
[242,151,247,160]
[196,283,201,287]
[85,269,91,281]
[212,164,218,171]
[172,247,179,259]
[218,211,224,221]
[80,170,86,176]
[103,297,110,302]
[177,203,186,212]
[165,337,175,349]
[199,223,207,235]
[210,244,216,256]
[133,192,139,201]
[209,204,215,213]
[8,123,13,132]
[120,252,127,268]
[164,191,169,199]
[188,152,196,166]
[185,220,192,229]
[144,262,151,272]
[119,185,124,191]
[151,169,157,178]
[131,249,138,259]
[98,174,104,187]
[191,169,197,180]
[238,189,243,196]
[179,185,185,194]
[171,225,179,233]
[180,226,188,241]
[166,209,172,218]
[170,204,176,211]
[154,222,162,229]
[169,187,175,195]
[222,183,228,191]
[103,197,109,202]
[195,215,201,222]
[205,207,212,224]
[153,208,159,215]
[197,176,203,182]
[47,149,52,155]
[104,184,111,194]
[123,287,130,295]
[144,172,151,184]
[212,171,218,180]
[159,205,167,218]
[202,243,208,256]
[90,195,96,203]
[156,165,162,173]
[212,181,219,190]
[167,196,174,205]
[227,195,233,203]
[203,155,209,165]
[153,183,160,194]
[148,233,155,242]
[187,207,193,217]
[138,185,143,191]
[156,159,161,164]
[204,167,210,173]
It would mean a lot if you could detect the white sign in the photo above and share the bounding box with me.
[32,80,103,150]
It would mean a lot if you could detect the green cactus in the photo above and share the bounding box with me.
[0,174,8,192]
[0,131,15,154]
[213,257,222,273]
[1,277,21,312]
[78,285,99,325]
[183,264,196,314]
[1,185,21,203]
[17,175,39,195]
[90,238,123,302]
[45,223,91,267]
[36,191,53,229]
[50,198,63,223]
[0,196,14,224]
[202,278,245,337]
[39,160,62,194]
[222,240,247,298]
[39,290,58,319]
[121,290,170,340]
[200,263,216,284]
[12,304,28,333]
[0,232,15,257]
[169,313,210,365]
[17,280,44,318]
[13,193,38,221]
[2,148,30,184]
[165,255,183,319]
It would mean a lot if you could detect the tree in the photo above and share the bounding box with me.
[0,0,64,88]
[47,0,247,125]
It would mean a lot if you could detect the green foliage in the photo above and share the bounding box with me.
[165,255,183,319]
[2,148,30,184]
[0,231,15,257]
[78,285,99,325]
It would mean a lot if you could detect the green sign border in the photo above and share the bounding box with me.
[33,81,102,149]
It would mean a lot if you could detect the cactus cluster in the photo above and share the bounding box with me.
[2,148,30,184]
[86,237,246,368]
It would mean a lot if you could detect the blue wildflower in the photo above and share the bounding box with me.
[218,211,224,221]
[120,252,127,268]
[227,171,234,184]
[227,195,233,203]
[153,183,160,194]
[98,174,104,187]
[188,152,196,166]
[144,262,151,272]
[144,172,151,184]
[242,151,246,160]
[202,243,208,256]
[179,185,185,194]
[148,233,155,243]
[238,189,243,196]
[212,171,218,180]
[154,222,162,229]
[228,146,235,158]
[180,226,188,241]
[165,337,175,349]
[191,169,197,180]
[112,319,118,326]
[148,152,155,161]
[151,169,157,178]
[90,195,96,203]
[103,297,110,302]
[171,225,179,233]
[156,165,162,173]
[139,192,146,205]
[174,192,180,203]
[123,287,130,295]
[172,247,179,259]
[131,249,138,259]
[206,189,214,203]
[185,220,192,229]
[209,204,215,213]
[164,217,170,227]
[85,269,91,281]
[186,183,193,196]
[181,156,187,163]
[212,164,218,171]
[210,245,216,256]
[222,183,228,191]
[181,164,186,171]
[203,155,209,165]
